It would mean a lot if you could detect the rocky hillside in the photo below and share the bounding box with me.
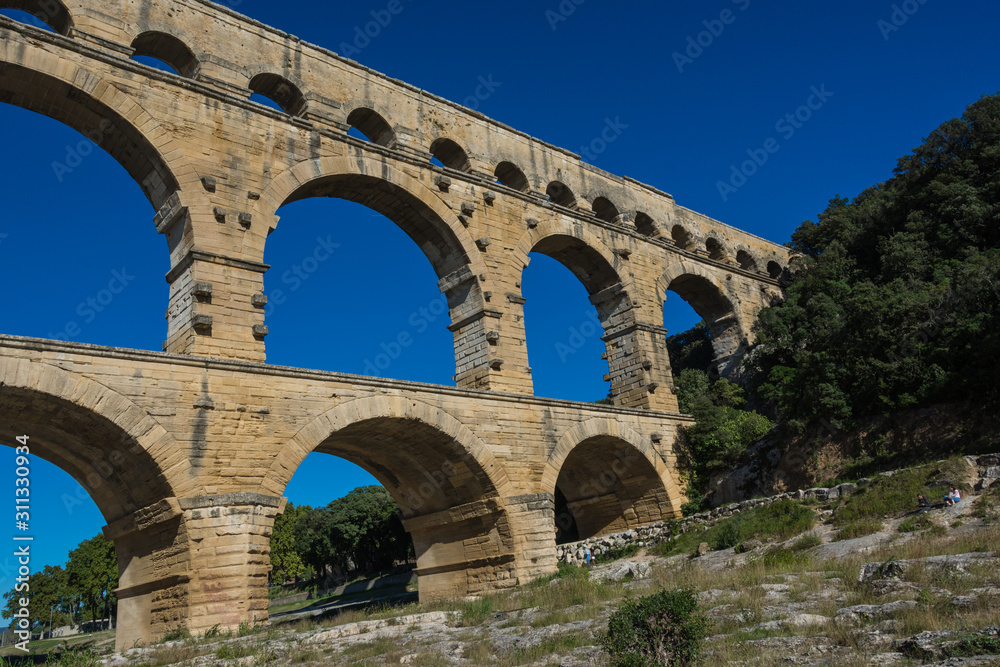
[11,455,998,666]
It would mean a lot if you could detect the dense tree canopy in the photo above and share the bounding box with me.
[2,534,117,632]
[287,485,413,583]
[1,565,73,632]
[747,93,1000,432]
[66,534,118,626]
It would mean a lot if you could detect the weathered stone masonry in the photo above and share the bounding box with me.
[0,0,792,650]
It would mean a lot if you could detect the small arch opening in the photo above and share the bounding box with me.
[546,181,577,209]
[667,274,745,377]
[130,32,199,78]
[495,161,530,192]
[346,107,396,147]
[736,250,758,272]
[706,237,728,261]
[248,73,307,116]
[0,0,71,35]
[429,137,470,171]
[671,224,695,250]
[634,212,657,236]
[767,260,783,279]
[592,196,620,224]
[554,436,673,541]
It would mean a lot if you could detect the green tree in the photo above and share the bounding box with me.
[749,92,1000,432]
[293,506,338,577]
[66,534,117,628]
[269,502,309,584]
[2,565,73,633]
[325,486,412,573]
[673,369,772,513]
[665,322,712,376]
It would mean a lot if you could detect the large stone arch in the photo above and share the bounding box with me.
[0,35,200,213]
[255,154,486,280]
[266,396,518,600]
[542,418,682,541]
[0,356,195,518]
[0,354,202,650]
[657,258,748,376]
[252,154,496,386]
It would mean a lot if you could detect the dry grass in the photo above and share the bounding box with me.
[96,482,1000,666]
[126,643,212,666]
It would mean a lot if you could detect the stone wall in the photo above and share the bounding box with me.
[557,453,1000,565]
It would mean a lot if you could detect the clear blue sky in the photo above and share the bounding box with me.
[1,0,998,595]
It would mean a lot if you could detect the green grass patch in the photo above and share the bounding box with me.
[898,515,935,533]
[751,545,811,568]
[530,560,588,587]
[595,543,641,563]
[948,633,1000,658]
[458,597,494,626]
[159,626,190,642]
[789,533,822,550]
[215,643,254,660]
[833,457,971,539]
[39,650,101,667]
[835,518,884,540]
[651,499,815,557]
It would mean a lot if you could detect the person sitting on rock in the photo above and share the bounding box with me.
[916,494,931,514]
[944,486,962,506]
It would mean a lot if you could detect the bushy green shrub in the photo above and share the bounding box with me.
[601,589,708,666]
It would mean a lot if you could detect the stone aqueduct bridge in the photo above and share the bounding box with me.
[0,0,793,649]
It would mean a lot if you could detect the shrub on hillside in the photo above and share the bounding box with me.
[601,589,708,666]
